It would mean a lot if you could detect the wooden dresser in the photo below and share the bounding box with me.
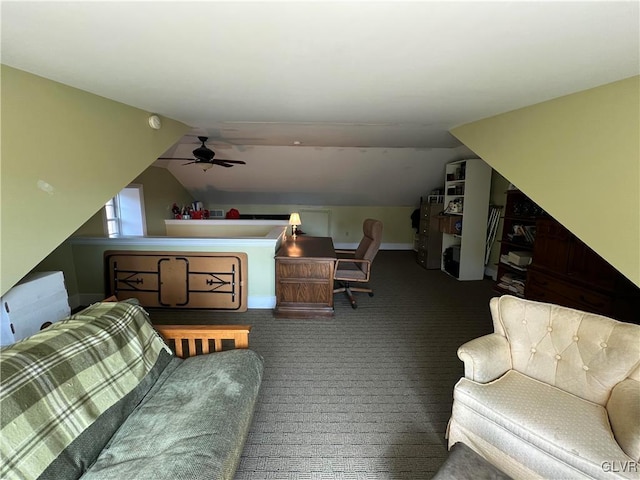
[416,199,443,270]
[526,217,640,323]
[274,236,336,318]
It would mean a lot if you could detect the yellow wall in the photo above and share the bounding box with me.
[68,241,278,307]
[73,166,194,237]
[213,204,416,245]
[132,167,194,236]
[451,76,640,286]
[165,223,283,237]
[1,66,190,294]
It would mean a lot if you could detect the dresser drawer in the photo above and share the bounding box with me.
[527,270,612,314]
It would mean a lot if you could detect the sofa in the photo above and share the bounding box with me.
[447,295,640,480]
[0,301,263,480]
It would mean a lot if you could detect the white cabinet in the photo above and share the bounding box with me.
[0,271,70,346]
[441,159,492,280]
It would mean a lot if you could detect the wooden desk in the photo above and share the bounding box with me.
[274,236,336,318]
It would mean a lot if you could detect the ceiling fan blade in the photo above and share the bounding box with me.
[215,159,246,164]
[158,157,195,161]
[213,161,234,168]
[182,161,197,165]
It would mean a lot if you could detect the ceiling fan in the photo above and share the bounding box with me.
[158,136,246,170]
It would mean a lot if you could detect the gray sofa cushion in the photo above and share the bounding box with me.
[41,349,172,480]
[82,349,264,480]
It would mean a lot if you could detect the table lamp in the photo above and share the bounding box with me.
[289,212,301,239]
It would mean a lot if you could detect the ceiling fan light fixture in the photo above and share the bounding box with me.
[157,136,246,169]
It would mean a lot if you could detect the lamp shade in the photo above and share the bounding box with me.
[289,212,301,226]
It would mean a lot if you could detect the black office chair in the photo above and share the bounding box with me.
[333,219,383,309]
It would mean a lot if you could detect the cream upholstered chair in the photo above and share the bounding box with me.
[333,219,383,309]
[447,295,640,479]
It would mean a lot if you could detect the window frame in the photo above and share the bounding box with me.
[103,184,147,238]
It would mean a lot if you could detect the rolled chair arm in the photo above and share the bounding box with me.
[457,333,511,383]
[607,378,640,461]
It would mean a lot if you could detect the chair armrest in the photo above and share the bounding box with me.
[335,249,355,254]
[607,379,640,461]
[457,333,511,383]
[154,325,251,358]
[334,258,371,281]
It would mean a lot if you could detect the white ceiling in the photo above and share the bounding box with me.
[3,1,639,206]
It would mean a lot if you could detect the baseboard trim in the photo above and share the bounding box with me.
[247,295,276,309]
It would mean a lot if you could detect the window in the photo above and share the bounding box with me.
[104,197,120,238]
[104,185,147,237]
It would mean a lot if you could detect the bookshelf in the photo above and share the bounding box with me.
[494,189,544,297]
[441,159,492,280]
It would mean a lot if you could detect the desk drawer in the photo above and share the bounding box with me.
[277,282,332,305]
[277,261,332,280]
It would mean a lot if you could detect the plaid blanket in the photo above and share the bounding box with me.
[0,301,171,480]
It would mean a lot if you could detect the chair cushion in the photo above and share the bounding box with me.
[453,370,633,479]
[354,219,383,261]
[335,264,368,281]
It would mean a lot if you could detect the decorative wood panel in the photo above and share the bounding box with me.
[277,262,331,279]
[526,218,640,323]
[105,251,247,311]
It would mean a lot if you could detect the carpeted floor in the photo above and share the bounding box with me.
[149,250,497,479]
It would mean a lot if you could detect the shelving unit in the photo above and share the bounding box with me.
[441,159,492,280]
[494,189,544,297]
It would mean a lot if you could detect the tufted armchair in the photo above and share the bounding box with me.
[447,295,640,480]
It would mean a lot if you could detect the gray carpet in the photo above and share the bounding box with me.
[149,250,497,479]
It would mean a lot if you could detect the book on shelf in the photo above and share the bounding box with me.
[508,224,536,245]
[498,272,525,296]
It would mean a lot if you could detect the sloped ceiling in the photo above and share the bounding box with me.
[2,1,638,206]
[155,145,469,206]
